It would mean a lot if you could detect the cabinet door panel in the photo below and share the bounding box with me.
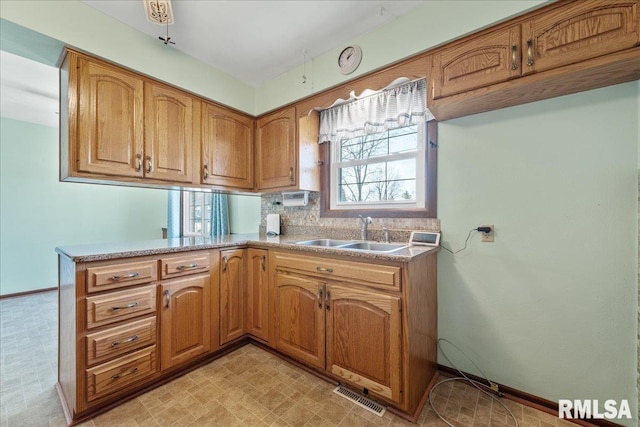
[256,107,296,190]
[202,104,254,189]
[145,82,193,182]
[77,58,144,177]
[432,25,521,99]
[246,249,268,341]
[522,0,639,74]
[220,249,246,344]
[160,274,211,369]
[274,273,324,369]
[326,285,402,403]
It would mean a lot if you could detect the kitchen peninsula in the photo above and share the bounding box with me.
[56,234,438,425]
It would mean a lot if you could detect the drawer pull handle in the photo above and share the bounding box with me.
[511,44,518,70]
[111,335,139,347]
[526,39,534,66]
[110,272,140,281]
[177,263,199,270]
[261,255,266,272]
[111,366,138,380]
[111,302,138,311]
[316,267,333,273]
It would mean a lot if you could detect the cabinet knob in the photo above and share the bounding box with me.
[511,44,518,70]
[203,164,209,180]
[164,290,170,308]
[145,156,152,174]
[136,154,142,172]
[222,256,228,272]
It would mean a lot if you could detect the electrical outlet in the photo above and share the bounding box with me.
[480,225,494,242]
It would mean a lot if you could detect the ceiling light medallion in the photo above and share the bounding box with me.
[144,0,174,25]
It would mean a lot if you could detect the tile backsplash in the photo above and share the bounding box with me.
[260,191,439,241]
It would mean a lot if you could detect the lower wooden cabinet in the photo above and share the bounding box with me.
[160,273,211,369]
[271,251,437,415]
[246,248,269,342]
[219,249,246,344]
[326,285,402,403]
[274,272,325,369]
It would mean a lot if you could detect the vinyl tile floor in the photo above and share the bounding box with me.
[0,291,575,427]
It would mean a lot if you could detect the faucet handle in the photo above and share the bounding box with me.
[359,215,373,224]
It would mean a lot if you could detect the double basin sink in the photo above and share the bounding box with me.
[294,239,409,253]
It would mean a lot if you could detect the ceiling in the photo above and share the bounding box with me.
[81,0,426,87]
[0,1,426,128]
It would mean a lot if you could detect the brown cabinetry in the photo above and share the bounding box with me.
[246,248,269,342]
[160,273,211,369]
[272,252,413,406]
[255,106,320,191]
[144,82,194,183]
[430,0,640,120]
[201,102,254,189]
[62,50,196,185]
[73,55,144,178]
[219,249,246,344]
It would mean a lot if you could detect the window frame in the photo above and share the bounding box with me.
[181,190,212,237]
[320,120,437,218]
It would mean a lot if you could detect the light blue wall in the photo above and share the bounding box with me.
[438,82,639,426]
[0,118,167,295]
[229,195,261,234]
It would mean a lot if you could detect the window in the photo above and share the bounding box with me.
[318,78,436,218]
[182,191,212,237]
[321,120,437,218]
[332,123,425,210]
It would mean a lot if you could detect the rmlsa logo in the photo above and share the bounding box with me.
[558,400,632,420]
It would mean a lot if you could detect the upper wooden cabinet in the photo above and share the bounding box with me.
[201,102,254,189]
[62,51,195,184]
[430,0,640,120]
[255,106,320,191]
[144,82,194,183]
[73,55,144,178]
[432,25,522,99]
[522,0,639,74]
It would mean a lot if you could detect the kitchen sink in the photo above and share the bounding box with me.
[338,242,409,252]
[294,239,354,247]
[294,239,409,253]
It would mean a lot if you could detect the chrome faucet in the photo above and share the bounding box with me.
[382,228,390,243]
[358,215,373,240]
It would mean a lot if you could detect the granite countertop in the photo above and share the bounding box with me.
[56,233,438,263]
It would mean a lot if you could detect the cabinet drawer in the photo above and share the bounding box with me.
[86,317,157,366]
[86,285,156,329]
[274,252,401,290]
[86,260,157,293]
[160,252,210,279]
[86,345,156,402]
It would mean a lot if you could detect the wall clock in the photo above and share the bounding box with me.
[338,45,363,75]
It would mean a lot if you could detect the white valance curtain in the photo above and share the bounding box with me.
[318,78,433,144]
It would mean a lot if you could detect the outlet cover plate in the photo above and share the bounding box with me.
[481,225,494,242]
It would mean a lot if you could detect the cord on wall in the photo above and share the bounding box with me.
[440,226,492,255]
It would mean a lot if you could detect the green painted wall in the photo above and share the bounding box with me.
[0,117,168,296]
[255,0,545,114]
[228,194,261,234]
[438,83,639,426]
[0,1,254,114]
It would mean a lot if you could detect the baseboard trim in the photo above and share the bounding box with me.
[0,287,57,300]
[437,365,624,427]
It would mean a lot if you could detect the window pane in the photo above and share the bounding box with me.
[338,158,416,202]
[339,126,418,163]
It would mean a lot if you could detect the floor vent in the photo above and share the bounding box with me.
[333,385,386,417]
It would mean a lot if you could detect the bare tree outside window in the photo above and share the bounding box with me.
[337,126,418,204]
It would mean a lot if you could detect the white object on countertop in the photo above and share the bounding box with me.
[266,213,280,236]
